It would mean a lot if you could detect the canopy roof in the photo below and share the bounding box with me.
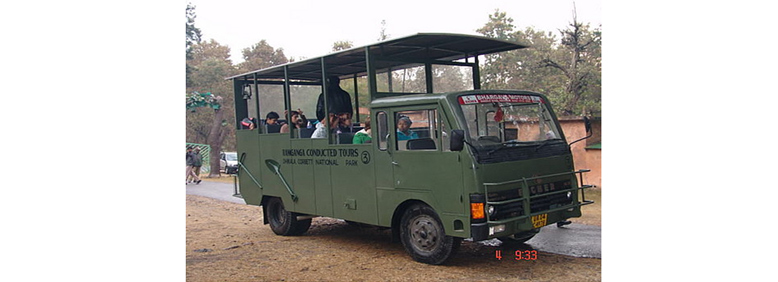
[227,33,527,82]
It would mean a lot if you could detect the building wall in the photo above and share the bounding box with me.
[559,117,602,188]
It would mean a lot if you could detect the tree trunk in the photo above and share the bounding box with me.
[207,108,225,178]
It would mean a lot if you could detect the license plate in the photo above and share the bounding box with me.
[531,213,548,228]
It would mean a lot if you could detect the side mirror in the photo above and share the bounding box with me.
[450,129,465,151]
[584,116,592,134]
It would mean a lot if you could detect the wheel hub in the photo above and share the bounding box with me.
[411,217,439,251]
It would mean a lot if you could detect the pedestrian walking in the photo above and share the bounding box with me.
[187,147,202,184]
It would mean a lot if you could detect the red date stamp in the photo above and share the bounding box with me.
[495,250,538,260]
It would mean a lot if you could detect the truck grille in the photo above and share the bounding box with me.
[487,180,573,221]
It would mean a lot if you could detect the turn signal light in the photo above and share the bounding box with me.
[471,203,485,220]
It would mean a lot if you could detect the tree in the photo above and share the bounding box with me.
[238,40,289,73]
[186,39,237,177]
[332,40,353,52]
[477,8,601,116]
[186,92,227,177]
[539,6,601,116]
[378,20,390,41]
[186,3,202,85]
[476,10,520,90]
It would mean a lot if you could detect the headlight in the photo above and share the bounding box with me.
[487,205,495,216]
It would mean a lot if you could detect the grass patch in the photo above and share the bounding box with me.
[574,187,601,226]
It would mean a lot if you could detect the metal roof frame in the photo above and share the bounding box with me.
[227,33,527,83]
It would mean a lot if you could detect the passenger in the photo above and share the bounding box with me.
[264,111,284,126]
[353,116,372,144]
[312,113,339,139]
[241,117,257,130]
[335,112,352,134]
[280,109,309,133]
[396,116,418,140]
[316,76,353,122]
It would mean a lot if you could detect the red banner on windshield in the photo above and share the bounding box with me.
[458,94,543,105]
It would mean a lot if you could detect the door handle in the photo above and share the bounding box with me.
[391,161,399,166]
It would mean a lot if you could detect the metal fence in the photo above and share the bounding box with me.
[186,143,211,174]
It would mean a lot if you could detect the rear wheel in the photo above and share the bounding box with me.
[266,197,311,236]
[399,204,460,265]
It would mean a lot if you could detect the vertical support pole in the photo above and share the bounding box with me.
[283,66,292,138]
[233,78,247,130]
[425,62,433,94]
[253,73,260,123]
[353,74,360,123]
[473,55,481,90]
[365,47,377,100]
[320,57,331,142]
[387,67,393,93]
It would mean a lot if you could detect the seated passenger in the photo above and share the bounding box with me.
[353,116,372,144]
[396,116,418,140]
[240,117,257,130]
[264,111,284,126]
[312,113,339,139]
[280,109,309,133]
[264,111,285,133]
[335,112,352,134]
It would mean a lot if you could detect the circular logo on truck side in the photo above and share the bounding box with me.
[361,151,371,164]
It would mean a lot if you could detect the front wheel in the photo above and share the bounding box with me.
[399,204,460,265]
[266,197,311,236]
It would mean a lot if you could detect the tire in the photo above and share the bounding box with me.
[497,228,540,245]
[399,204,461,265]
[266,197,311,236]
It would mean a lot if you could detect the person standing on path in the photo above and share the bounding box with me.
[187,147,202,184]
[186,147,195,184]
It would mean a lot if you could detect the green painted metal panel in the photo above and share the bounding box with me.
[235,131,262,205]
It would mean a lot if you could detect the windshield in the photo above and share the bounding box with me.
[458,94,566,163]
[459,94,562,144]
[225,153,238,161]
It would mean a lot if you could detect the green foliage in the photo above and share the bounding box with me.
[186,3,202,85]
[186,91,222,111]
[332,41,353,52]
[238,40,289,72]
[477,9,601,116]
[186,38,237,151]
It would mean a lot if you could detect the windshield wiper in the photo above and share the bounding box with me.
[485,139,560,155]
[534,139,561,152]
[486,140,519,155]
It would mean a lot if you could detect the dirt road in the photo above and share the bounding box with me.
[186,195,601,282]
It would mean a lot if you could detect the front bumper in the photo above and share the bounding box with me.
[470,169,594,241]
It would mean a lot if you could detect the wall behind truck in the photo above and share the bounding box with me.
[559,117,602,188]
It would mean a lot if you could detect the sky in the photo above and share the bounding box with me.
[189,0,601,64]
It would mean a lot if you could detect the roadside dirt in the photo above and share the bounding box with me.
[186,195,601,282]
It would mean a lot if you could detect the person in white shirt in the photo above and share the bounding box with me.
[312,113,338,138]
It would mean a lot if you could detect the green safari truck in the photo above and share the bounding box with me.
[227,33,594,265]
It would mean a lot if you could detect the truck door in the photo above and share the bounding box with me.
[390,108,464,215]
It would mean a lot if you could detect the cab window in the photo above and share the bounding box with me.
[395,109,438,151]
